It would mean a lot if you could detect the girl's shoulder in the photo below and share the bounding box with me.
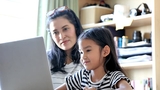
[74,68,90,75]
[107,71,125,76]
[106,71,132,89]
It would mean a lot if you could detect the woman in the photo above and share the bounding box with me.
[46,6,83,89]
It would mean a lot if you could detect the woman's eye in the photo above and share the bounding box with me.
[53,31,58,35]
[63,27,68,31]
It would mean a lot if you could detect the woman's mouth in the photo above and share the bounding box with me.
[61,40,69,44]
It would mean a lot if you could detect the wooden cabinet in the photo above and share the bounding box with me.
[78,0,160,89]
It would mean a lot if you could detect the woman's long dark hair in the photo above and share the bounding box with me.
[46,7,83,74]
[78,27,125,74]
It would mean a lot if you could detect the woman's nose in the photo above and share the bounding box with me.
[59,32,65,39]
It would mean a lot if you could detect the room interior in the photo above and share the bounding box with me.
[78,0,160,90]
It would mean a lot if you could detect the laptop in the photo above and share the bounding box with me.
[0,37,54,90]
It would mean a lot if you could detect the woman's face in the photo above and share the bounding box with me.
[49,17,77,51]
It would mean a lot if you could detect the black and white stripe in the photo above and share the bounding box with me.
[65,69,132,90]
[51,63,83,89]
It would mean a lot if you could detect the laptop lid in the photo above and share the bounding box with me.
[0,37,53,90]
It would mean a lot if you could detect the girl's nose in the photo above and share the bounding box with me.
[81,54,87,60]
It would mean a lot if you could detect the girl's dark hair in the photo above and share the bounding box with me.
[78,27,125,74]
[46,7,83,73]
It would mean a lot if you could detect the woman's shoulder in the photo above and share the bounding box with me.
[46,49,55,61]
[77,63,84,69]
[46,49,52,55]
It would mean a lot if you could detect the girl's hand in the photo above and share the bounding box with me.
[84,87,97,90]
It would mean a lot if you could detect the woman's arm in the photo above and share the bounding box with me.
[115,80,133,90]
[55,83,67,90]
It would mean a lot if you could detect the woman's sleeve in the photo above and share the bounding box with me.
[110,71,132,89]
[65,69,83,90]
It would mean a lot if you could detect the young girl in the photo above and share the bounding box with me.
[56,27,133,90]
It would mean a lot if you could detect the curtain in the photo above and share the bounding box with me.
[37,0,79,50]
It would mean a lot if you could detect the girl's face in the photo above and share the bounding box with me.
[49,17,77,51]
[78,39,108,71]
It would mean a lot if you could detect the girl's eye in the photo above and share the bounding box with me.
[86,49,91,52]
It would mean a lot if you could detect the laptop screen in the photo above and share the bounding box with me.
[0,37,53,90]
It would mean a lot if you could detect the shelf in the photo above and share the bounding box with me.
[82,14,152,29]
[127,14,152,28]
[120,61,152,70]
[82,21,115,29]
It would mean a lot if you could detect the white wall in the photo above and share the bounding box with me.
[0,0,39,43]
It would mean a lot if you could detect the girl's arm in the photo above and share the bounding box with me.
[115,80,133,90]
[55,83,67,90]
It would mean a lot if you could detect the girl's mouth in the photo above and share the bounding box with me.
[83,61,90,64]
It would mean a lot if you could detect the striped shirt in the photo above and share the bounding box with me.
[65,69,132,90]
[51,62,83,89]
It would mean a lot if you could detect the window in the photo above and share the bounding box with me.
[0,0,39,43]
